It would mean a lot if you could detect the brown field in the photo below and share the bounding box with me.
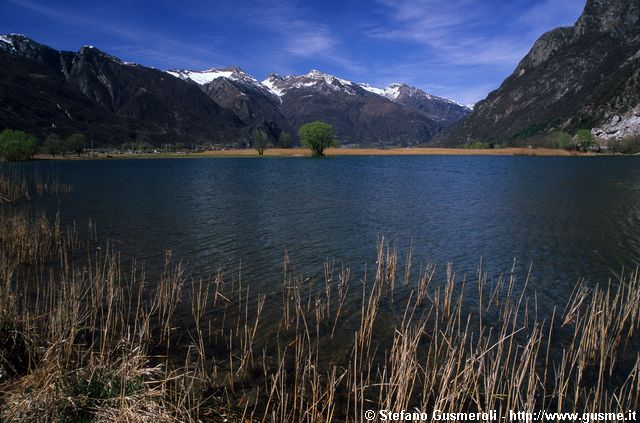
[32,147,595,161]
[199,147,592,157]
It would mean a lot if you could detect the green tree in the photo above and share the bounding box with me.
[66,133,86,157]
[298,121,335,157]
[278,132,292,149]
[45,133,63,157]
[620,136,640,154]
[551,131,574,150]
[464,140,492,149]
[575,129,596,152]
[0,129,38,161]
[252,128,269,155]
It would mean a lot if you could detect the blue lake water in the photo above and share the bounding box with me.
[12,155,640,311]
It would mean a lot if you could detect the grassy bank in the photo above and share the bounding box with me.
[32,147,595,161]
[1,171,639,422]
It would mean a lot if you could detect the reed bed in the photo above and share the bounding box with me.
[0,187,639,422]
[0,165,72,204]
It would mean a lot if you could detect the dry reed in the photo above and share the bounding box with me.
[0,179,639,422]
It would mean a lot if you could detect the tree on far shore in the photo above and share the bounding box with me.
[45,133,63,157]
[575,129,596,152]
[298,121,335,157]
[252,128,269,155]
[0,129,38,161]
[66,133,86,157]
[278,132,292,148]
[551,131,574,150]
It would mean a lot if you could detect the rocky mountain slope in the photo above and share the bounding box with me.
[443,0,640,145]
[377,83,470,125]
[168,67,292,144]
[0,34,244,146]
[170,68,469,146]
[261,70,442,146]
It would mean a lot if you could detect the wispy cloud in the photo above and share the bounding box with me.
[218,0,372,75]
[363,0,585,102]
[369,0,542,66]
[238,0,336,58]
[8,0,232,68]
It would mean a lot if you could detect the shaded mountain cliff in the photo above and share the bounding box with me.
[0,34,244,145]
[443,0,640,145]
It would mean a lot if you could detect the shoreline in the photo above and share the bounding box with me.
[32,147,598,160]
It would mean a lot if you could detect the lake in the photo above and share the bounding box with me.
[6,154,640,418]
[12,155,640,314]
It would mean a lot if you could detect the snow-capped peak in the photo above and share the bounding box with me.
[0,34,18,52]
[262,74,286,97]
[261,70,359,97]
[383,83,403,100]
[167,68,233,85]
[0,33,29,44]
[166,66,261,86]
[304,69,354,87]
[358,83,385,96]
[355,82,407,100]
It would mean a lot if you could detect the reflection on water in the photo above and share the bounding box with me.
[12,155,640,312]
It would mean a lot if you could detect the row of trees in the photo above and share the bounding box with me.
[553,130,640,154]
[251,130,294,155]
[44,133,86,157]
[252,121,336,157]
[0,130,87,161]
[551,129,597,152]
[2,123,336,161]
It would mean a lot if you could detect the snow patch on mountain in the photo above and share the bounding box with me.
[306,69,353,87]
[167,69,234,85]
[262,76,285,97]
[383,84,402,100]
[0,34,16,52]
[262,70,361,97]
[166,65,469,112]
[358,83,385,96]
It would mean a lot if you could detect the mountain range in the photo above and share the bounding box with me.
[168,67,471,146]
[0,35,470,147]
[1,0,637,149]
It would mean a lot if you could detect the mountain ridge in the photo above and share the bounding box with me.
[0,33,245,146]
[0,34,469,147]
[441,0,640,145]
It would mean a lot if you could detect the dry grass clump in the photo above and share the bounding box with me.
[0,165,72,204]
[0,180,639,421]
[0,169,29,203]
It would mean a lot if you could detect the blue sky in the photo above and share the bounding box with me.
[1,0,585,104]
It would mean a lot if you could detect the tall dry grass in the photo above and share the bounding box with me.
[0,180,639,422]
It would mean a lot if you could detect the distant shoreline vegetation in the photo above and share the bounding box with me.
[1,126,639,162]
